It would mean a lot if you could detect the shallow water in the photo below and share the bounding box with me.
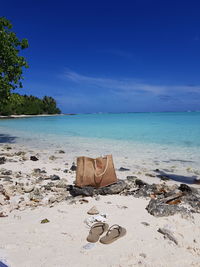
[0,112,200,146]
[0,112,200,164]
[1,112,200,183]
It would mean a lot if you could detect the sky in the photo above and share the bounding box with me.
[1,0,200,113]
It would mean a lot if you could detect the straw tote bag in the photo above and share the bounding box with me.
[75,155,117,188]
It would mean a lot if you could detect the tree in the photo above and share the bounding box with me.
[42,96,61,114]
[0,17,61,116]
[0,17,28,103]
[0,93,61,115]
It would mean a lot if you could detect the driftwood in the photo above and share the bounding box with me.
[158,228,178,245]
[160,192,183,203]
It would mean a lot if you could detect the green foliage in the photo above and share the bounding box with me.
[0,93,61,115]
[42,96,61,114]
[0,17,28,102]
[0,17,61,116]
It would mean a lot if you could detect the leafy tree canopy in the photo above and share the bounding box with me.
[0,93,61,116]
[0,17,61,116]
[0,17,28,100]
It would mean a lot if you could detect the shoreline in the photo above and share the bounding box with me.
[0,141,200,267]
[1,111,200,119]
[0,114,64,119]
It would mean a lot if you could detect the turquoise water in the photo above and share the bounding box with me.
[0,112,200,148]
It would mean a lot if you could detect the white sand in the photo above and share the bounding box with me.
[0,143,200,267]
[0,114,63,119]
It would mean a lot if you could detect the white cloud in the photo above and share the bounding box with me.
[64,70,200,97]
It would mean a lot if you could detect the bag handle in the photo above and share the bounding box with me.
[94,156,109,177]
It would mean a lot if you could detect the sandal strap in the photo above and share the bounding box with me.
[106,224,122,237]
[91,223,106,235]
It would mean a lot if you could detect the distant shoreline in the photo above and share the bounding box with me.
[0,114,62,119]
[0,114,77,119]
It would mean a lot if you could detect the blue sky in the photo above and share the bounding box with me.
[2,0,200,113]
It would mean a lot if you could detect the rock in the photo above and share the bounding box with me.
[56,194,67,202]
[49,155,57,160]
[4,145,12,150]
[0,205,10,216]
[58,150,65,154]
[0,157,6,164]
[15,172,22,178]
[40,176,50,181]
[179,184,192,193]
[0,195,6,205]
[118,167,130,171]
[67,199,77,205]
[29,188,43,202]
[116,205,128,209]
[158,227,178,245]
[0,152,14,157]
[70,163,77,171]
[135,179,148,188]
[33,168,46,174]
[63,169,69,173]
[146,198,189,217]
[1,170,12,175]
[139,253,147,258]
[30,156,39,161]
[95,195,101,201]
[97,180,127,195]
[9,198,20,211]
[0,185,3,193]
[0,211,8,217]
[23,184,35,193]
[145,173,156,177]
[49,186,59,192]
[157,174,170,181]
[3,187,13,198]
[68,180,127,197]
[69,185,95,197]
[15,151,26,156]
[79,198,89,204]
[126,176,138,182]
[43,182,55,190]
[53,168,61,171]
[21,156,28,161]
[182,193,200,213]
[48,196,56,204]
[7,158,17,163]
[125,180,176,199]
[33,187,42,195]
[87,206,99,215]
[55,179,68,188]
[2,176,13,182]
[141,222,150,226]
[15,185,24,194]
[50,175,60,181]
[41,218,50,224]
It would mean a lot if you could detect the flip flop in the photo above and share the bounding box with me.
[100,224,126,244]
[87,222,109,243]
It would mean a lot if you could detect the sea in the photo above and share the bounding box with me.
[0,112,200,172]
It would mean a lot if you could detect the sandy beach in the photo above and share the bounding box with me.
[0,141,200,267]
[0,114,65,119]
[1,0,200,265]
